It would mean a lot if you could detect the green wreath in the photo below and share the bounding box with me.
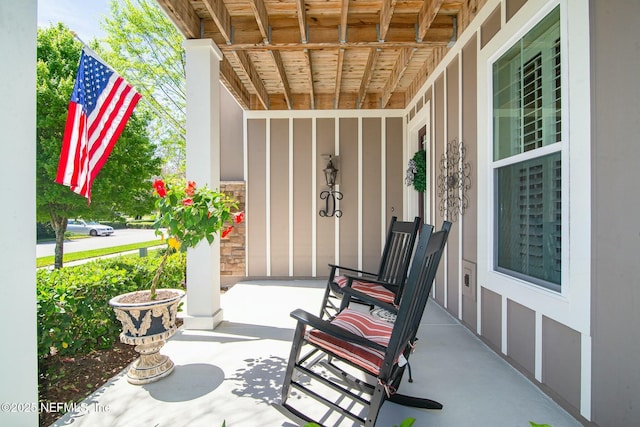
[405,149,427,193]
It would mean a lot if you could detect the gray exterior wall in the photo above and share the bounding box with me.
[590,1,640,425]
[220,85,244,181]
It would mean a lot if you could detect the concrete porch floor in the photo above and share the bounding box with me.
[52,280,582,427]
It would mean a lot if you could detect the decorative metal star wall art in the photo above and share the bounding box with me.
[437,139,471,222]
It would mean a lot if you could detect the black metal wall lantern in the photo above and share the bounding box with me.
[319,155,343,217]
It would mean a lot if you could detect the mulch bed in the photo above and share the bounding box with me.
[38,341,138,427]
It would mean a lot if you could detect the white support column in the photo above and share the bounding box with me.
[182,39,224,330]
[0,2,38,426]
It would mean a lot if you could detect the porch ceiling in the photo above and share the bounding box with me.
[156,0,482,110]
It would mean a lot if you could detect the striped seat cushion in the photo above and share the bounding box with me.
[350,281,396,304]
[307,308,392,375]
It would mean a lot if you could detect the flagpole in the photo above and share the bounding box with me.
[70,31,186,139]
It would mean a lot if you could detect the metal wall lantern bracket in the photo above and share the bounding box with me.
[319,155,343,217]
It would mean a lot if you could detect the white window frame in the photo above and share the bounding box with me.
[492,6,563,291]
[477,0,591,336]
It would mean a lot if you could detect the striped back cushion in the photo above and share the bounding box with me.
[333,275,386,295]
[350,281,396,304]
[307,308,393,375]
[333,275,350,288]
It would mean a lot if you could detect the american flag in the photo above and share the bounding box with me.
[56,47,141,202]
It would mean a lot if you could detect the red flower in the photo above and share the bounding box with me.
[185,180,196,196]
[233,211,244,224]
[182,198,193,206]
[221,225,233,238]
[153,179,167,197]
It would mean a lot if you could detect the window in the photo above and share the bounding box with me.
[492,6,562,291]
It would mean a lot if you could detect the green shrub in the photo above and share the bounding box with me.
[125,221,156,229]
[36,252,186,363]
[100,221,128,229]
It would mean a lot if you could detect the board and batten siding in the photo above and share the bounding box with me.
[245,113,405,279]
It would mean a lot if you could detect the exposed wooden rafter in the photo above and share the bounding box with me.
[208,21,452,47]
[270,50,293,109]
[303,49,315,109]
[156,0,200,38]
[248,0,270,43]
[358,48,380,109]
[379,0,398,42]
[201,0,232,43]
[220,57,251,108]
[418,0,445,41]
[296,0,308,43]
[339,0,349,43]
[334,48,345,108]
[219,39,448,52]
[381,48,413,108]
[231,51,270,109]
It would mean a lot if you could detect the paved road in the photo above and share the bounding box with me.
[36,228,161,258]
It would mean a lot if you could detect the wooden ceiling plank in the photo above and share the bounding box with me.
[201,0,233,44]
[156,0,200,39]
[357,48,380,109]
[334,48,345,108]
[417,0,445,41]
[231,51,270,110]
[381,48,414,108]
[248,0,270,43]
[379,0,398,42]
[296,0,308,43]
[270,50,293,109]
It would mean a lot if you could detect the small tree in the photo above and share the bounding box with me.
[101,0,187,175]
[36,24,162,268]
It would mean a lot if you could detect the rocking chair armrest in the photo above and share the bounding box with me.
[290,309,387,352]
[327,264,378,278]
[340,286,399,315]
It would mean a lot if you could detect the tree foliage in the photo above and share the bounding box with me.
[36,24,162,268]
[101,0,186,175]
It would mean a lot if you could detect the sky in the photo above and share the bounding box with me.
[37,0,111,42]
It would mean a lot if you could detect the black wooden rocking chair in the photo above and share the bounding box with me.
[320,216,421,319]
[280,221,451,426]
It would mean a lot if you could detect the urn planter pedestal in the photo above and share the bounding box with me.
[109,289,185,385]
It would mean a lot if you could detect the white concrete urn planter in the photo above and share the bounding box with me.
[109,288,185,385]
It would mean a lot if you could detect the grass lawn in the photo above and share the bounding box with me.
[36,239,164,268]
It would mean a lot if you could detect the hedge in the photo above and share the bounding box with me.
[36,252,186,363]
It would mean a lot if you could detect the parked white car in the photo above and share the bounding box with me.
[67,220,114,237]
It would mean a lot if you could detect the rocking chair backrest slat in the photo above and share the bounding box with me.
[381,222,451,380]
[377,218,421,289]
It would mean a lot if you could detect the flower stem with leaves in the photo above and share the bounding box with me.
[150,178,243,299]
